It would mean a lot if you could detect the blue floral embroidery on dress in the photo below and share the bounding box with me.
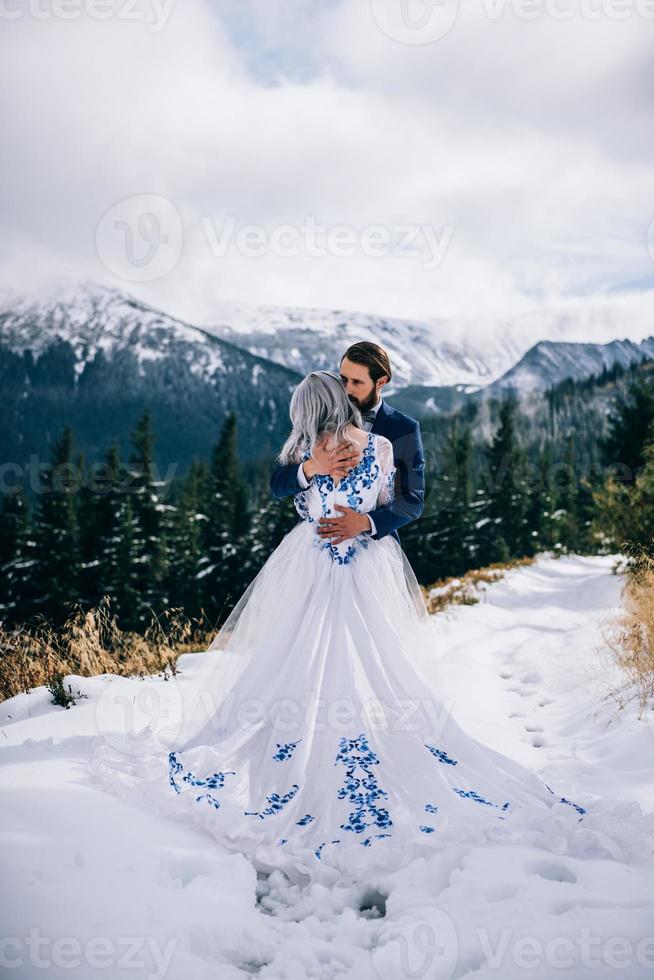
[382,467,396,504]
[335,732,393,836]
[195,793,222,809]
[324,541,358,565]
[273,739,302,762]
[245,783,299,819]
[425,803,438,814]
[362,833,392,846]
[296,433,380,567]
[296,814,315,826]
[560,796,586,816]
[546,784,586,818]
[425,744,458,766]
[168,751,236,796]
[420,825,435,833]
[315,840,342,860]
[453,787,511,812]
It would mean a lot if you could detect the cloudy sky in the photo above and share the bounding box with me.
[1,0,653,338]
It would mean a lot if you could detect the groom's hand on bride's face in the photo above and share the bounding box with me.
[317,505,371,544]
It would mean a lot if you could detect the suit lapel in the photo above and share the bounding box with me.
[371,398,392,435]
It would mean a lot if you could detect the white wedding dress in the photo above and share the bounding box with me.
[88,431,654,886]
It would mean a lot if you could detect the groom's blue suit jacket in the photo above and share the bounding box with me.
[269,399,426,544]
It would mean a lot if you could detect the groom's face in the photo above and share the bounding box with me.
[340,356,382,412]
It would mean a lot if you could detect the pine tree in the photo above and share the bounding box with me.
[476,397,529,564]
[241,493,298,583]
[164,461,206,620]
[112,494,141,624]
[94,443,140,627]
[202,413,252,623]
[593,419,654,559]
[76,449,103,608]
[420,419,475,578]
[31,427,81,626]
[522,441,558,555]
[554,434,580,552]
[599,373,654,482]
[0,485,34,623]
[126,411,169,627]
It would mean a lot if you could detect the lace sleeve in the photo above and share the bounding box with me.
[293,445,313,521]
[377,436,397,507]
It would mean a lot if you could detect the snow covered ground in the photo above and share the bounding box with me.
[1,553,654,979]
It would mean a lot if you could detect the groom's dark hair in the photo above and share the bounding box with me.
[342,341,392,383]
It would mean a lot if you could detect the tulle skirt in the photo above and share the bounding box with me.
[88,522,654,886]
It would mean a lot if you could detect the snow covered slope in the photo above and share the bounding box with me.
[201,302,528,390]
[0,279,300,389]
[201,291,654,393]
[1,554,653,979]
[0,280,302,462]
[487,336,654,395]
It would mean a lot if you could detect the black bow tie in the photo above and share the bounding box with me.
[361,409,377,426]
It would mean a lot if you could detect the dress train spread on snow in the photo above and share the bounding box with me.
[88,432,654,885]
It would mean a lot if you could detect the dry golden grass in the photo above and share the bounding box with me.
[421,556,537,614]
[0,596,219,705]
[602,552,654,718]
[0,555,540,705]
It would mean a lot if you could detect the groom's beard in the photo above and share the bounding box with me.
[348,390,378,413]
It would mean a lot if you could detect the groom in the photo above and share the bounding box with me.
[270,341,425,547]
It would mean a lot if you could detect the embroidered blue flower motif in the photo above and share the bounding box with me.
[294,490,313,523]
[425,803,438,814]
[168,752,184,794]
[315,839,342,860]
[453,787,511,811]
[272,739,302,762]
[335,732,393,836]
[560,796,586,816]
[323,541,358,565]
[425,744,458,766]
[195,793,221,809]
[296,814,315,826]
[382,467,396,503]
[296,433,382,567]
[544,784,586,819]
[245,784,299,819]
[362,833,392,847]
[420,825,435,833]
[168,751,236,795]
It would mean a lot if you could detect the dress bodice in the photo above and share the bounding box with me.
[294,431,396,565]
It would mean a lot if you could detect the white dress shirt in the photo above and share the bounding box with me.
[296,397,384,535]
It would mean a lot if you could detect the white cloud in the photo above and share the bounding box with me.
[0,0,652,343]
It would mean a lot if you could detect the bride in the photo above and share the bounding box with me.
[89,370,654,886]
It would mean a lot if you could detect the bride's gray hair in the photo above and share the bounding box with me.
[277,370,362,465]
